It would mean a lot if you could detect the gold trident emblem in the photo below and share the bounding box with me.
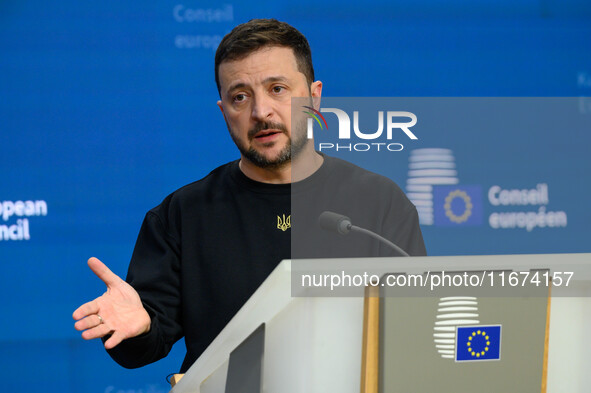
[277,214,291,231]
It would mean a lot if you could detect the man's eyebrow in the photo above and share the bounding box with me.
[226,76,290,93]
[262,76,289,84]
[226,82,247,94]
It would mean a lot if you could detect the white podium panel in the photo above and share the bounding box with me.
[172,253,591,393]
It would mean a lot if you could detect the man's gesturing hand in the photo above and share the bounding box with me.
[72,257,151,350]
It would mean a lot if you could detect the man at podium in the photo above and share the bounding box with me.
[73,18,426,373]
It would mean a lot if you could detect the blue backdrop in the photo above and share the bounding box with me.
[1,1,590,392]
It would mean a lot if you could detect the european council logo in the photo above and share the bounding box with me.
[456,325,502,362]
[434,185,483,226]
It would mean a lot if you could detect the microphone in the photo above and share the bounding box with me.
[318,211,410,257]
[318,211,352,235]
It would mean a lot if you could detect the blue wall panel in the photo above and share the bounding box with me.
[1,1,590,391]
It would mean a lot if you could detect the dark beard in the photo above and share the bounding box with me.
[230,120,309,170]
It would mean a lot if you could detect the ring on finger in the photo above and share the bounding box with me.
[97,314,104,324]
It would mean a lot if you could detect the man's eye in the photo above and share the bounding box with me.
[233,94,246,102]
[272,86,285,94]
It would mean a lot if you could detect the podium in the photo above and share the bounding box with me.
[171,253,591,393]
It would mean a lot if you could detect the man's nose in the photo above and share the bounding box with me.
[251,95,273,121]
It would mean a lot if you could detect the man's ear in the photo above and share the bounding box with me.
[311,81,323,110]
[217,100,224,115]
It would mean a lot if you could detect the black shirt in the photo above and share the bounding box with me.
[107,155,426,372]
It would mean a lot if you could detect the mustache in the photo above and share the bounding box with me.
[247,121,288,139]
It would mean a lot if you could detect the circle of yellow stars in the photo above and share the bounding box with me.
[466,329,491,358]
[444,190,473,224]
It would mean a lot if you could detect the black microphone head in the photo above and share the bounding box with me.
[318,211,352,235]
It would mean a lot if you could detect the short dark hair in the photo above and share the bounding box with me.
[215,19,315,94]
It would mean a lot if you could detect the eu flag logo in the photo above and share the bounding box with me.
[433,185,483,226]
[455,325,501,362]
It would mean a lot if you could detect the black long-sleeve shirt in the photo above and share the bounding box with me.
[106,155,426,372]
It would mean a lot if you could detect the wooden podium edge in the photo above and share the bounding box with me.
[360,285,380,393]
[170,373,184,388]
[541,282,552,393]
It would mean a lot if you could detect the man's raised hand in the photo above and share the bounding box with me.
[72,257,151,349]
